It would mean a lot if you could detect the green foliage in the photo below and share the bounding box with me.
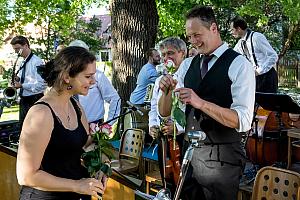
[0,79,8,89]
[81,124,115,178]
[0,0,100,60]
[157,0,300,53]
[171,94,186,128]
[82,133,114,177]
[0,0,12,45]
[233,0,300,51]
[68,16,103,54]
[156,0,197,41]
[2,68,12,82]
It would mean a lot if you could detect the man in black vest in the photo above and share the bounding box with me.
[230,16,278,93]
[10,36,46,127]
[158,6,255,200]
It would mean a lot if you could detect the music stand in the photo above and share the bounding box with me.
[254,92,300,166]
[255,92,300,114]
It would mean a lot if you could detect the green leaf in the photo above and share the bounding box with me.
[172,106,186,128]
[91,159,100,167]
[100,164,112,177]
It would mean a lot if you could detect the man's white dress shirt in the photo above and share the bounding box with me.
[79,69,121,125]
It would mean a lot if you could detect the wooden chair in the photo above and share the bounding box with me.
[111,128,144,174]
[252,166,300,200]
[145,170,163,194]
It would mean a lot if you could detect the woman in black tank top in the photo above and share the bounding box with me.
[17,46,108,200]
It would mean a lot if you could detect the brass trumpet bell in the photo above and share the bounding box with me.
[3,87,17,101]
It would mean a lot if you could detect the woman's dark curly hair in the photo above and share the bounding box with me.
[38,46,96,92]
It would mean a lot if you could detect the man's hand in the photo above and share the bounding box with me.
[161,121,176,136]
[175,87,204,110]
[149,125,160,139]
[159,74,177,94]
[14,82,22,89]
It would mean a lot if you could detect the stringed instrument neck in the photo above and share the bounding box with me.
[159,118,182,185]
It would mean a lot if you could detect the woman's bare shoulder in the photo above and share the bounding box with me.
[22,102,54,136]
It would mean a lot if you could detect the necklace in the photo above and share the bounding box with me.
[63,101,71,128]
[48,88,71,127]
[66,114,70,125]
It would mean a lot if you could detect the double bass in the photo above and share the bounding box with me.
[245,106,300,166]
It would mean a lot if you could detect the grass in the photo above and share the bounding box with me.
[0,105,19,122]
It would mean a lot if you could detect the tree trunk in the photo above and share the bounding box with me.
[277,20,300,64]
[111,0,158,105]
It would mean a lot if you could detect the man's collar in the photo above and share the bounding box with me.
[209,43,228,59]
[242,28,252,41]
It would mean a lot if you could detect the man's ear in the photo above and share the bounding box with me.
[148,56,153,62]
[211,23,218,33]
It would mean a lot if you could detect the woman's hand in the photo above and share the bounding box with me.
[75,178,105,198]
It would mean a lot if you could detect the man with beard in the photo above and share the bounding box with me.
[130,48,161,105]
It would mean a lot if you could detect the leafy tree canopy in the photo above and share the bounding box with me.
[157,0,300,55]
[0,0,104,60]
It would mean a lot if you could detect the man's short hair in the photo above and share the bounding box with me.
[232,16,248,30]
[10,36,30,47]
[158,37,187,55]
[147,48,157,58]
[185,6,218,30]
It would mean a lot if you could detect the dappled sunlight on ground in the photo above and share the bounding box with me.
[0,106,19,122]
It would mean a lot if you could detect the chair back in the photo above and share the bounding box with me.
[119,128,144,161]
[252,166,300,200]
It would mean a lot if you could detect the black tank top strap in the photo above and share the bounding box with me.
[70,97,82,119]
[34,101,57,119]
[34,101,65,125]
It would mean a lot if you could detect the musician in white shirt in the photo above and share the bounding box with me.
[230,16,278,93]
[79,69,121,125]
[149,37,187,139]
[10,36,46,126]
[148,37,187,192]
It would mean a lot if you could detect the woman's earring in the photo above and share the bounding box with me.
[67,85,73,90]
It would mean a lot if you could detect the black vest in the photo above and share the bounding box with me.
[184,48,242,144]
